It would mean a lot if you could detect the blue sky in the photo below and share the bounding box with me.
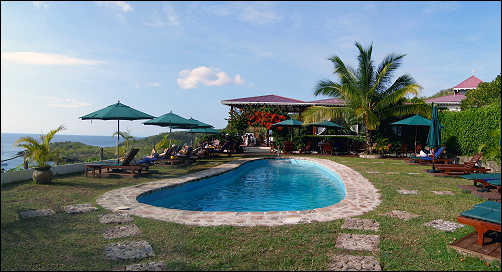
[1,1,500,137]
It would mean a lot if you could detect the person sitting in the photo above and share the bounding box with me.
[419,146,431,157]
[144,145,159,159]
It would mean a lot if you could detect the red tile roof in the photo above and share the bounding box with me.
[222,94,306,104]
[453,75,483,89]
[308,98,346,105]
[425,93,466,103]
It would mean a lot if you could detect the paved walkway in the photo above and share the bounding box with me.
[96,157,381,226]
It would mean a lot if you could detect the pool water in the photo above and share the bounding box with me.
[137,159,346,212]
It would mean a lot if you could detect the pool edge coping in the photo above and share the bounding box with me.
[96,156,381,226]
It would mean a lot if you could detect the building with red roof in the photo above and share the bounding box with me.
[425,75,483,111]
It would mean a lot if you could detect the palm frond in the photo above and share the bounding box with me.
[355,41,374,94]
[14,136,39,147]
[45,125,65,147]
[301,106,352,123]
[380,103,431,119]
[372,54,405,93]
[313,80,342,97]
[376,83,422,110]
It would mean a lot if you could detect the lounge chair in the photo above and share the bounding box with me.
[408,146,453,164]
[84,148,148,177]
[167,147,197,165]
[461,173,501,193]
[457,200,501,245]
[321,142,333,155]
[434,153,490,175]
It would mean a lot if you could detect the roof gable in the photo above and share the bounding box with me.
[453,75,483,89]
[222,94,306,103]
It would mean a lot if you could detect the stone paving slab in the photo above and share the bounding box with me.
[104,240,154,261]
[335,234,379,251]
[366,171,381,174]
[431,191,455,196]
[385,172,399,175]
[19,209,55,219]
[407,172,421,175]
[372,162,384,164]
[424,219,464,232]
[328,255,381,271]
[99,213,134,224]
[380,210,420,221]
[96,157,381,226]
[397,190,418,195]
[63,203,98,214]
[341,218,379,231]
[125,262,165,271]
[103,224,141,239]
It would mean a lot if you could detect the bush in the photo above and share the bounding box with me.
[439,103,501,161]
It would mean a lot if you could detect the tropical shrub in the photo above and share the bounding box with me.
[461,75,501,110]
[439,103,500,161]
[14,125,65,168]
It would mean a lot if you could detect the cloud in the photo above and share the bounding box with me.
[146,82,160,87]
[32,1,48,8]
[239,6,281,25]
[234,74,244,85]
[96,1,132,13]
[177,66,244,89]
[144,5,180,27]
[1,52,103,65]
[42,97,91,108]
[203,4,281,25]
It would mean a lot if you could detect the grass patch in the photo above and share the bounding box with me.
[1,154,500,270]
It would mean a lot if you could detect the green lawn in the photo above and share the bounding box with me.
[1,155,500,271]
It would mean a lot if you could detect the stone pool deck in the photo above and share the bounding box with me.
[96,157,381,226]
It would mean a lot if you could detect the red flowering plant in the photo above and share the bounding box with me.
[243,106,287,130]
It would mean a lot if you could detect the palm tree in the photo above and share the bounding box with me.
[14,125,65,168]
[303,42,430,153]
[112,129,134,157]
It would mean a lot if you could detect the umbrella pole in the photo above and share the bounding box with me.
[415,127,417,154]
[169,127,172,147]
[117,120,120,164]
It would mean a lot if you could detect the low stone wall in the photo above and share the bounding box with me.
[1,160,114,185]
[457,156,500,172]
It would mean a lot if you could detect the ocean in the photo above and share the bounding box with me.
[1,133,131,171]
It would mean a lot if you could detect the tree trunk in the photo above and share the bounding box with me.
[365,131,372,154]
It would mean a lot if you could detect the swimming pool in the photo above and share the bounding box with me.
[137,159,346,212]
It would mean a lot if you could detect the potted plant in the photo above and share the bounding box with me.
[14,125,65,184]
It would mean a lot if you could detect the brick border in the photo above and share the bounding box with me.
[96,157,380,226]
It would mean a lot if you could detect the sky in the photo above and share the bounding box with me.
[1,1,501,137]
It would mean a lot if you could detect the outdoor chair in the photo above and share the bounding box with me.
[408,146,454,164]
[84,148,148,177]
[321,142,333,155]
[435,153,490,175]
[461,173,501,193]
[283,141,295,154]
[397,143,409,157]
[457,200,501,245]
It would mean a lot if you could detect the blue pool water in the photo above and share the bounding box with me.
[138,159,346,212]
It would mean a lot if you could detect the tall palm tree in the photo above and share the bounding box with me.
[303,42,430,152]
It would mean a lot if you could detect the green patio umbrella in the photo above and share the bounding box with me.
[187,128,220,134]
[391,114,432,153]
[304,120,344,135]
[143,111,200,146]
[80,100,154,164]
[426,104,442,173]
[173,117,213,128]
[272,119,303,142]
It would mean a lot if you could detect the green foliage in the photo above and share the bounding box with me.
[439,103,501,162]
[425,88,454,99]
[461,75,501,110]
[14,125,65,168]
[112,129,134,157]
[304,41,430,152]
[224,108,249,136]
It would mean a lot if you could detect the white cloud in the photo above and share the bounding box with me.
[234,74,244,85]
[177,66,244,89]
[144,5,180,27]
[43,97,91,108]
[32,1,48,8]
[239,6,281,25]
[96,1,132,13]
[146,82,160,87]
[1,52,103,65]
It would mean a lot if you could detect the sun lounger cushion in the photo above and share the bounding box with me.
[474,201,501,212]
[461,202,501,225]
[461,173,501,180]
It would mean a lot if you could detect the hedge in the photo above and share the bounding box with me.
[439,103,501,156]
